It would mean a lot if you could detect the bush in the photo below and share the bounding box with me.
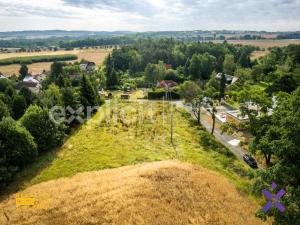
[20,105,66,152]
[0,117,37,186]
[19,86,36,106]
[0,99,10,120]
[148,89,180,100]
[80,75,100,111]
[0,79,13,93]
[12,95,27,119]
[178,81,201,103]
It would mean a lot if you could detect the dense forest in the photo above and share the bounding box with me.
[102,39,256,89]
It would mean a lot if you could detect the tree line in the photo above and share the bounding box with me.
[0,54,78,66]
[0,61,103,188]
[102,39,256,89]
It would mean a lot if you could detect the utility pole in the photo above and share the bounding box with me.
[164,83,174,145]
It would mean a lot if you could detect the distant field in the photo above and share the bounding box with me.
[0,48,112,76]
[0,54,77,65]
[215,39,300,48]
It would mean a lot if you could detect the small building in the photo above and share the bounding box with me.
[80,62,96,73]
[23,75,39,84]
[156,80,178,89]
[226,110,248,125]
[32,73,46,83]
[16,75,41,93]
[17,81,41,93]
[216,73,239,85]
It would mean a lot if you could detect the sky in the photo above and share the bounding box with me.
[0,0,299,32]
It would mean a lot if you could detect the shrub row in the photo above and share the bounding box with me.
[148,89,180,100]
[0,54,78,65]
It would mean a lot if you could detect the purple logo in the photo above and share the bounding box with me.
[262,182,286,213]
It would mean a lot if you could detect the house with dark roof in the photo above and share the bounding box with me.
[16,75,41,93]
[32,73,46,83]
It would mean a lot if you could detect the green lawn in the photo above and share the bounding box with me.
[10,100,252,195]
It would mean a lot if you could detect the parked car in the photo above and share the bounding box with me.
[243,154,258,169]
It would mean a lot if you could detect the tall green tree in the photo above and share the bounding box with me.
[179,81,201,103]
[12,95,27,120]
[62,87,80,109]
[219,72,226,102]
[51,62,64,78]
[144,61,166,86]
[189,53,216,80]
[41,84,63,108]
[0,117,37,186]
[80,75,99,110]
[105,54,119,88]
[20,105,65,152]
[238,49,251,68]
[254,89,300,224]
[238,86,274,166]
[223,54,236,75]
[266,74,297,95]
[0,99,10,121]
[19,64,28,80]
[238,86,272,134]
[19,86,36,106]
[191,94,204,125]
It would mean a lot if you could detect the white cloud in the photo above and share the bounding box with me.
[0,0,299,31]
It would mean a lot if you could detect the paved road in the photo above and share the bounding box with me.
[174,101,246,161]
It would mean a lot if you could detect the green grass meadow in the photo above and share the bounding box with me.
[8,100,253,196]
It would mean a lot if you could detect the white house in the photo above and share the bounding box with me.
[23,75,39,84]
[216,73,239,85]
[17,74,41,93]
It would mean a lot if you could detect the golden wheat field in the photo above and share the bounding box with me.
[0,161,270,225]
[214,39,300,48]
[0,48,112,76]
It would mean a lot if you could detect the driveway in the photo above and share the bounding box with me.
[174,101,246,161]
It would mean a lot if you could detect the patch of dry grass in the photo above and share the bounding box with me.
[0,48,112,76]
[0,161,269,225]
[251,50,269,60]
